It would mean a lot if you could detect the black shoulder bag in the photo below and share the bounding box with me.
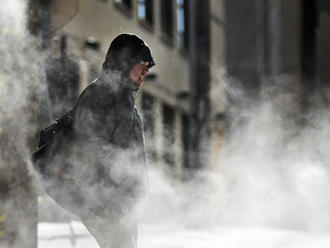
[32,109,76,174]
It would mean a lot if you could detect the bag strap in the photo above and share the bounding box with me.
[62,85,87,124]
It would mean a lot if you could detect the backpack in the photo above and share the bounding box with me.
[32,110,75,174]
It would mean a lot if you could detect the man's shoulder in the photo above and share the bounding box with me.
[80,78,109,101]
[79,78,118,108]
[77,80,96,99]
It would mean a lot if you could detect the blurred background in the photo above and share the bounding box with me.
[1,0,330,247]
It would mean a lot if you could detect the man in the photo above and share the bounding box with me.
[48,33,155,248]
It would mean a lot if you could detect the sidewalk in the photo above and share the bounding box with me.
[38,221,330,248]
[38,221,98,248]
[37,196,330,248]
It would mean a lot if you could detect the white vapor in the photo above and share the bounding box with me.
[3,1,330,248]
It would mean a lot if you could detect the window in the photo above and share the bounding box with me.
[141,92,156,160]
[162,104,175,167]
[176,0,189,50]
[181,114,190,169]
[160,0,173,41]
[138,0,153,27]
[114,0,132,15]
[301,0,317,81]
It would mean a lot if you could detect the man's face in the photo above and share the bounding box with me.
[129,61,150,88]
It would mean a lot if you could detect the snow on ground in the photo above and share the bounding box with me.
[38,221,330,248]
[38,221,98,248]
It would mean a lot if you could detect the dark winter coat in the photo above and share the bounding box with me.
[46,34,155,219]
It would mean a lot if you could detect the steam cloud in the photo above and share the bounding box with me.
[141,72,330,235]
[0,0,48,246]
[2,0,330,247]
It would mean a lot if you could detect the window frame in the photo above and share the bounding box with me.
[114,0,133,17]
[162,103,176,167]
[137,0,154,31]
[176,0,189,53]
[160,0,174,46]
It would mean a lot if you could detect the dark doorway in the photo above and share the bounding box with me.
[301,0,317,82]
[300,0,318,112]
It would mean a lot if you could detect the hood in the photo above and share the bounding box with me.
[102,34,155,92]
